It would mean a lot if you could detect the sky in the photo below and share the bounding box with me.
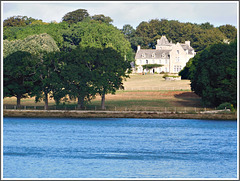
[1,1,239,29]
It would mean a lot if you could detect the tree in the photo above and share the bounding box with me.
[91,14,113,24]
[121,24,136,39]
[4,51,39,108]
[3,15,42,27]
[3,33,60,109]
[190,39,237,107]
[218,24,237,41]
[199,22,214,29]
[92,47,131,109]
[62,21,133,109]
[60,46,97,109]
[32,51,63,110]
[3,22,69,50]
[3,33,59,58]
[62,9,90,24]
[178,57,194,79]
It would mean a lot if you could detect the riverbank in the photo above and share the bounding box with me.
[3,110,237,120]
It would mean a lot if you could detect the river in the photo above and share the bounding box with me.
[3,117,237,178]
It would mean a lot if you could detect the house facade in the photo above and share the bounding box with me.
[134,36,196,74]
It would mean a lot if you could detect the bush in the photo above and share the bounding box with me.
[162,73,169,78]
[217,102,235,111]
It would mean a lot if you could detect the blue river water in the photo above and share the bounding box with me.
[3,117,237,178]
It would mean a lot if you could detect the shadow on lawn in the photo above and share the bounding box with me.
[173,92,203,108]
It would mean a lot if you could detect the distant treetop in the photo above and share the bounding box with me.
[62,9,90,24]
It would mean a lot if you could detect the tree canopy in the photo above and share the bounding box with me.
[3,15,47,27]
[3,33,60,109]
[62,9,90,24]
[189,40,237,107]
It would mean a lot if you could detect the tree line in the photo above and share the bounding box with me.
[4,14,133,109]
[3,8,237,110]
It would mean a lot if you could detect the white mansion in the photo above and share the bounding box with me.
[134,36,196,74]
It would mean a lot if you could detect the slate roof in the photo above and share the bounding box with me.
[135,49,171,59]
[180,44,194,55]
[157,36,170,45]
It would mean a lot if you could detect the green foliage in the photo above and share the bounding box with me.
[190,39,237,107]
[217,102,235,111]
[3,15,45,27]
[62,21,134,62]
[3,33,60,109]
[142,64,163,70]
[4,51,40,106]
[91,14,113,24]
[3,22,69,49]
[3,33,59,58]
[62,9,90,24]
[218,24,237,41]
[178,57,193,79]
[134,19,236,52]
[162,73,169,79]
[199,22,214,30]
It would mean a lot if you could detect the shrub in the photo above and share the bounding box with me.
[217,102,235,111]
[162,73,169,79]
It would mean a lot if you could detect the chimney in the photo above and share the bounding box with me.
[137,45,141,52]
[185,41,190,46]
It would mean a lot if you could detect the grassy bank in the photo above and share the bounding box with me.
[3,110,237,120]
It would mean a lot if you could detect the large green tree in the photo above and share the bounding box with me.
[92,47,131,109]
[60,46,97,109]
[190,39,237,107]
[3,33,60,109]
[4,51,39,108]
[62,9,90,24]
[61,21,133,109]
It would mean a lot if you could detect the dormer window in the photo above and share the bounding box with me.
[141,53,146,58]
[162,53,166,58]
[152,53,155,58]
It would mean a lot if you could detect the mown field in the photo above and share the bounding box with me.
[4,74,208,111]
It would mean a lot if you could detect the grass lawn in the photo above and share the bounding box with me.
[123,74,191,91]
[4,74,207,111]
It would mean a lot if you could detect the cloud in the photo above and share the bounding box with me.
[2,2,238,28]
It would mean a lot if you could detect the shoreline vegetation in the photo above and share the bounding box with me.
[3,110,237,120]
[3,75,237,120]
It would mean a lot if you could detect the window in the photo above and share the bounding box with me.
[146,60,148,64]
[174,65,182,73]
[139,60,142,64]
[175,57,180,62]
[152,59,155,64]
[165,59,168,64]
[162,53,166,58]
[177,50,179,54]
[152,53,155,58]
[141,53,146,58]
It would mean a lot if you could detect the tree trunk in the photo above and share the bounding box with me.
[44,91,48,110]
[78,96,85,109]
[16,95,21,109]
[101,93,105,110]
